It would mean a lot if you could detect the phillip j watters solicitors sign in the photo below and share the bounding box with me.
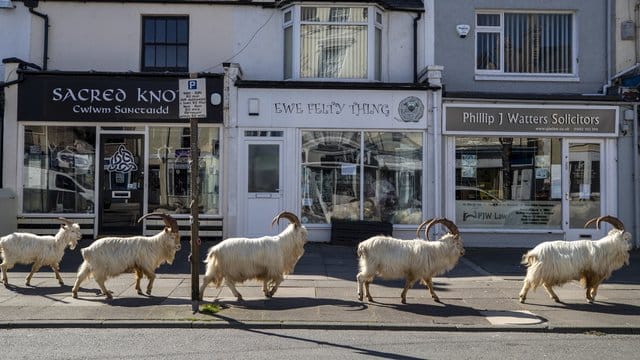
[444,104,618,137]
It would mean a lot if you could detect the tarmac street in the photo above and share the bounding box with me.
[0,243,639,332]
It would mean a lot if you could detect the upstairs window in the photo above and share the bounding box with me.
[476,12,575,77]
[142,16,189,72]
[284,5,383,80]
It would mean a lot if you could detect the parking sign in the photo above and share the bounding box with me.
[179,78,207,119]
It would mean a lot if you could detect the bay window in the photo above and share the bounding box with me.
[284,5,383,80]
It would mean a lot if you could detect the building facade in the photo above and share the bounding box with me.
[429,0,639,247]
[2,0,434,242]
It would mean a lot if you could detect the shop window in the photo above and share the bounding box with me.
[23,126,96,214]
[301,131,422,225]
[142,16,189,72]
[148,127,220,215]
[475,12,575,77]
[283,5,382,80]
[455,137,561,229]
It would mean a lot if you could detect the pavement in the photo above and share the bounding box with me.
[1,242,640,333]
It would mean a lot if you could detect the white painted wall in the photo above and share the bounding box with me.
[22,2,419,82]
[0,4,30,79]
[615,0,638,72]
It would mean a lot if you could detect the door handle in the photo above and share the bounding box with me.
[564,193,569,200]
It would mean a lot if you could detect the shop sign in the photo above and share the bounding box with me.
[444,104,618,137]
[18,73,223,123]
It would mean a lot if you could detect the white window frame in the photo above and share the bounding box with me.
[283,4,383,81]
[474,10,579,82]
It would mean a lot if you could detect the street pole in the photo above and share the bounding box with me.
[190,116,200,312]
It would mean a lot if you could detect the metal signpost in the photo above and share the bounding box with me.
[179,75,207,312]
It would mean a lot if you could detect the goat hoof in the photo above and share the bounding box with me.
[358,294,363,301]
[519,297,526,304]
[552,297,560,303]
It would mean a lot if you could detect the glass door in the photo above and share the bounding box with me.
[99,134,145,235]
[563,140,605,240]
[243,138,284,237]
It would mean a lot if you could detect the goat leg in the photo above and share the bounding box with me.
[519,279,531,303]
[134,268,144,295]
[543,283,560,303]
[400,278,417,304]
[51,264,64,285]
[25,261,42,286]
[422,278,440,302]
[225,280,243,301]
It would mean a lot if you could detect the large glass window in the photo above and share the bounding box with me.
[142,16,189,72]
[301,131,422,225]
[284,6,382,80]
[148,127,220,215]
[23,126,96,214]
[476,12,574,75]
[455,137,561,229]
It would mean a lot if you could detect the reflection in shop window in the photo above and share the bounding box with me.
[301,131,423,224]
[455,137,561,229]
[148,127,220,215]
[23,126,96,214]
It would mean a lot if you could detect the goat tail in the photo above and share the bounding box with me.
[356,243,367,258]
[521,252,537,267]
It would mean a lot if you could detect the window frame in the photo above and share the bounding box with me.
[141,15,189,72]
[474,10,579,82]
[283,5,383,81]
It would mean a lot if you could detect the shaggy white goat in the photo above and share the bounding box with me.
[519,215,633,304]
[71,213,181,299]
[199,211,308,301]
[357,218,465,304]
[1,218,82,287]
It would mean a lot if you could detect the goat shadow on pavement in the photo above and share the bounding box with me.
[200,297,367,312]
[526,300,640,315]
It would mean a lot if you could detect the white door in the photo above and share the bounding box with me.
[243,137,284,237]
[562,139,607,240]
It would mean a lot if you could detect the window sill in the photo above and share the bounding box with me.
[475,74,580,82]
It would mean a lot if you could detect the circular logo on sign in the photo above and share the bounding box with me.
[398,96,424,122]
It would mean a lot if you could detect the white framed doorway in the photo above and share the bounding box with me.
[562,139,608,240]
[240,130,285,237]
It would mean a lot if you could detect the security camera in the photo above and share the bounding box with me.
[456,24,470,38]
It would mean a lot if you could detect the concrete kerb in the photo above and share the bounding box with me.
[2,319,640,334]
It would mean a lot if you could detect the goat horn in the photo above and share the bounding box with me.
[138,212,180,234]
[271,211,301,228]
[597,215,625,231]
[426,218,460,241]
[416,218,434,240]
[584,217,599,229]
[58,217,74,226]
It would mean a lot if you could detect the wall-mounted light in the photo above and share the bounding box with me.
[210,93,222,106]
[456,24,470,38]
[248,98,259,116]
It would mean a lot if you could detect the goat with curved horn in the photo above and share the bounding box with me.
[357,218,465,304]
[72,213,182,300]
[519,214,632,304]
[200,210,308,301]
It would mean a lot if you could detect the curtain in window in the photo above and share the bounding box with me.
[504,14,572,74]
[300,24,368,79]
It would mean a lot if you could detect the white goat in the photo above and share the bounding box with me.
[71,213,181,299]
[199,211,308,301]
[519,215,633,304]
[1,218,82,287]
[357,218,465,304]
